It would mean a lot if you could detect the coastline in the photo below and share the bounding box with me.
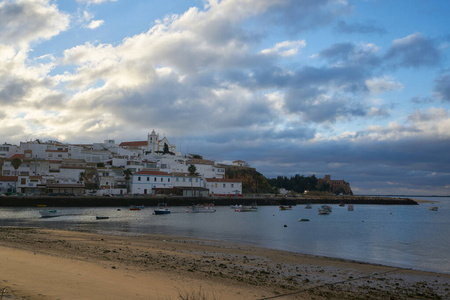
[0,228,449,299]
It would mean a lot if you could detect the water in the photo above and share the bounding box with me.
[0,197,449,274]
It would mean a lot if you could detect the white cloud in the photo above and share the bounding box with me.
[260,40,307,57]
[366,76,403,95]
[86,19,104,29]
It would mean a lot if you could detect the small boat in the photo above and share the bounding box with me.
[154,203,171,215]
[130,205,142,211]
[96,216,109,220]
[318,205,332,215]
[347,204,354,211]
[305,203,312,209]
[235,203,257,212]
[279,205,293,210]
[429,206,438,211]
[39,210,60,218]
[298,218,310,222]
[230,204,241,209]
[188,203,216,213]
[339,202,345,207]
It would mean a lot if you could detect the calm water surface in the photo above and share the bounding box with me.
[1,197,449,274]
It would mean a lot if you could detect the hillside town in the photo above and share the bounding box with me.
[0,130,244,197]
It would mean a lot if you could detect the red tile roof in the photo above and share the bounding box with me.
[0,176,18,181]
[119,141,148,147]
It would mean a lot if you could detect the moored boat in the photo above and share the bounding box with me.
[130,205,142,211]
[305,203,312,209]
[235,203,257,212]
[39,210,60,218]
[96,216,109,220]
[154,203,171,215]
[347,204,354,211]
[279,205,293,210]
[429,206,438,211]
[188,203,216,213]
[318,205,332,215]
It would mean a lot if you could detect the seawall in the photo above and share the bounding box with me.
[0,195,418,207]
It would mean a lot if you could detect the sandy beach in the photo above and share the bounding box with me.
[0,228,449,299]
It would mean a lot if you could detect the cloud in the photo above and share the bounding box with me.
[86,19,104,29]
[365,76,403,95]
[260,40,306,57]
[385,32,441,68]
[0,0,70,48]
[76,0,117,5]
[334,20,387,35]
[434,73,450,102]
[317,42,380,66]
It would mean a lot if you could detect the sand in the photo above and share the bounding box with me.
[0,227,449,299]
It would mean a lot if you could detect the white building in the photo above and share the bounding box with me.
[187,158,225,179]
[171,173,203,188]
[130,170,173,195]
[205,178,242,196]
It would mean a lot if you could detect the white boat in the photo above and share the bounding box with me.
[39,210,60,218]
[188,204,216,213]
[305,203,312,209]
[235,203,257,212]
[347,204,354,211]
[318,205,332,215]
[154,203,171,215]
[429,206,438,211]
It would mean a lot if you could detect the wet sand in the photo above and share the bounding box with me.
[0,227,449,299]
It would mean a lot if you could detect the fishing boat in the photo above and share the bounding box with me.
[188,203,216,213]
[96,216,109,220]
[305,203,312,209]
[339,202,345,207]
[39,210,60,218]
[429,206,438,211]
[298,218,310,222]
[279,205,293,210]
[318,205,332,215]
[347,204,354,211]
[154,203,171,215]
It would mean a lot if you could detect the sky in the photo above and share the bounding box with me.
[0,0,449,195]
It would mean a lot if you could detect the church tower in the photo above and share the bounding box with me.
[147,130,159,153]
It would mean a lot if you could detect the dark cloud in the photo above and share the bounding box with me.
[317,42,381,66]
[434,73,450,102]
[0,79,30,104]
[385,33,441,68]
[334,20,387,35]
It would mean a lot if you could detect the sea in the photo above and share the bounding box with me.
[0,196,449,274]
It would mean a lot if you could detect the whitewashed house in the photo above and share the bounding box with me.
[187,158,225,179]
[205,178,242,196]
[130,170,173,195]
[0,175,17,193]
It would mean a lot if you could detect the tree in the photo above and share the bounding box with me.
[78,172,85,184]
[123,169,133,193]
[11,158,21,193]
[163,143,169,154]
[188,164,197,176]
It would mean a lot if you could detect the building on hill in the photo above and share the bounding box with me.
[130,170,173,195]
[316,175,353,195]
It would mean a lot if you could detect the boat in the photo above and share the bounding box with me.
[298,218,310,222]
[339,202,345,207]
[129,205,142,211]
[279,205,293,210]
[305,203,312,209]
[347,204,354,211]
[188,203,216,213]
[230,204,241,209]
[154,203,171,215]
[318,205,332,215]
[235,203,257,212]
[39,210,60,218]
[96,216,109,220]
[429,206,438,211]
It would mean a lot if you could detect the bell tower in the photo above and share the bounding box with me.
[147,130,159,153]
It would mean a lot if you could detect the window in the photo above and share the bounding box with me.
[183,178,185,182]
[215,183,218,188]
[168,178,170,182]
[147,177,149,181]
[161,178,163,182]
[223,184,226,188]
[21,178,26,184]
[154,177,157,182]
[176,178,179,182]
[195,178,198,182]
[231,184,234,188]
[189,178,192,182]
[138,177,141,181]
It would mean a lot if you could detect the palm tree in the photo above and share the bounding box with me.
[123,169,133,193]
[11,157,21,194]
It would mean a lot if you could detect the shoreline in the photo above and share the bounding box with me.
[0,228,449,299]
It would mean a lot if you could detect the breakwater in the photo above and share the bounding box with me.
[0,195,418,207]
